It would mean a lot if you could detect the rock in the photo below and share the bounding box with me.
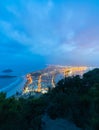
[2,69,13,73]
[0,75,16,78]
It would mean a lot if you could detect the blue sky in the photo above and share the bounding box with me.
[0,0,99,73]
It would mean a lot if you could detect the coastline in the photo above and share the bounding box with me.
[0,76,26,98]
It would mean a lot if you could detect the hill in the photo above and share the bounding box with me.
[2,69,13,73]
[0,68,98,130]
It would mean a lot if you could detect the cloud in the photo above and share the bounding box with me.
[0,20,32,45]
[0,0,99,66]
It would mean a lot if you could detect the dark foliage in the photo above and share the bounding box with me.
[0,69,99,130]
[0,94,47,130]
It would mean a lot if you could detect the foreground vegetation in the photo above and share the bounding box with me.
[0,69,99,130]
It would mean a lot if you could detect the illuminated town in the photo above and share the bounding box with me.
[22,65,93,96]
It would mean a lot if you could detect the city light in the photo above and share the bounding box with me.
[23,65,90,95]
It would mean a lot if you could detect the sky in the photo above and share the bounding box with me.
[0,0,99,73]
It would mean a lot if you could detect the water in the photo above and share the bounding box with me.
[0,78,17,89]
[0,64,46,76]
[0,64,46,92]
